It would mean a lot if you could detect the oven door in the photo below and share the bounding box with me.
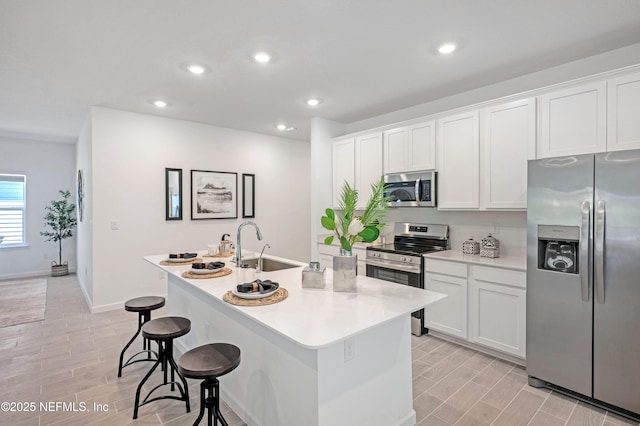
[366,257,425,336]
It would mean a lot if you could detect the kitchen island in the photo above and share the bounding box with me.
[144,251,446,426]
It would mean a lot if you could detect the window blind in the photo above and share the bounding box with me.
[0,174,26,245]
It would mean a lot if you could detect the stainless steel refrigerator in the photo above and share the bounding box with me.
[527,150,640,418]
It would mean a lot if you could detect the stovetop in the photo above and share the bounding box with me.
[366,222,449,258]
[367,243,445,256]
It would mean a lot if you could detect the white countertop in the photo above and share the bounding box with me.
[424,249,527,271]
[145,251,446,349]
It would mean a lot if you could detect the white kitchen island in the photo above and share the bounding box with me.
[144,251,446,426]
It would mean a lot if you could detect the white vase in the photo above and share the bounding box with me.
[333,249,357,293]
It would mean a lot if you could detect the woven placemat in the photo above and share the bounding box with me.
[203,251,235,258]
[160,258,202,266]
[181,268,233,279]
[223,288,288,306]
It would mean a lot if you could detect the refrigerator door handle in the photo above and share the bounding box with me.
[580,201,591,302]
[595,200,606,304]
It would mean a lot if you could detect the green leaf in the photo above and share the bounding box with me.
[321,215,336,231]
[323,235,334,245]
[325,208,335,221]
[340,236,352,252]
[358,226,380,242]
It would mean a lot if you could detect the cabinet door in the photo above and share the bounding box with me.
[607,72,640,152]
[437,111,480,209]
[408,121,436,171]
[539,82,606,158]
[332,138,355,208]
[424,272,468,339]
[383,127,408,174]
[469,279,526,358]
[481,98,535,209]
[355,132,383,209]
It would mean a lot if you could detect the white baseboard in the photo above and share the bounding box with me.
[0,268,77,281]
[90,293,168,314]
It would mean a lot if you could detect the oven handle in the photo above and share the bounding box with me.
[365,257,422,274]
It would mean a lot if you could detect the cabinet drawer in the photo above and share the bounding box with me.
[473,266,526,289]
[424,259,468,278]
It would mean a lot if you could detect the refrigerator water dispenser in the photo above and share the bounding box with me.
[537,225,580,274]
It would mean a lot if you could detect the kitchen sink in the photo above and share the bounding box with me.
[239,257,299,272]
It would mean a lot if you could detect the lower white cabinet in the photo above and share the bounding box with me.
[469,266,526,358]
[424,259,468,339]
[424,258,526,359]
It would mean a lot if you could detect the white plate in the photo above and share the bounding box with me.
[190,267,224,275]
[166,257,195,263]
[232,285,279,300]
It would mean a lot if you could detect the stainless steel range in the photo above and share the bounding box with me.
[366,222,449,336]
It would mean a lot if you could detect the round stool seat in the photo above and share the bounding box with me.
[125,296,165,312]
[179,343,241,379]
[142,317,191,341]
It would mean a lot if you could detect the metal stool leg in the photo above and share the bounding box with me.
[118,310,158,377]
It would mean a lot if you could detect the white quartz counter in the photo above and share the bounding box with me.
[144,251,446,349]
[424,249,527,271]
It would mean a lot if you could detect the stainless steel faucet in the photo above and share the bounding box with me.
[256,243,271,273]
[234,220,263,266]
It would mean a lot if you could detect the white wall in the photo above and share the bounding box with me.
[88,107,310,311]
[76,116,93,305]
[0,137,77,279]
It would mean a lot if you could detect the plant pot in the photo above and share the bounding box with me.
[51,261,69,277]
[333,250,357,293]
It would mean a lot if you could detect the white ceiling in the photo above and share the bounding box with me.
[1,0,640,143]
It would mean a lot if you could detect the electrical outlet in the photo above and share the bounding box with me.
[344,338,355,362]
[492,223,500,235]
[158,271,165,280]
[110,220,119,230]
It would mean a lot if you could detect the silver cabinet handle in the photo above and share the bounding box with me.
[415,178,421,203]
[595,200,606,304]
[580,201,591,302]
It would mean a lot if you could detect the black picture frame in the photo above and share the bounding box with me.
[165,168,183,220]
[242,173,255,218]
[191,170,238,220]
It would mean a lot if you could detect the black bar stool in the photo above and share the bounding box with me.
[133,316,191,419]
[118,296,165,377]
[178,343,241,426]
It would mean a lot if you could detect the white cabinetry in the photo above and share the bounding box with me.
[437,111,480,209]
[607,71,640,152]
[383,121,436,173]
[481,98,536,209]
[354,132,383,209]
[424,259,468,339]
[469,266,526,358]
[539,82,607,158]
[331,138,355,208]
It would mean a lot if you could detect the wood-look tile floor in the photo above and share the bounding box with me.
[0,274,637,425]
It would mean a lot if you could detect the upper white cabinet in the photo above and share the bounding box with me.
[332,138,355,208]
[607,71,640,152]
[383,121,436,173]
[480,98,536,209]
[354,132,383,209]
[538,81,607,158]
[437,111,480,209]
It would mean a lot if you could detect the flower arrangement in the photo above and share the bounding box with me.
[321,178,389,252]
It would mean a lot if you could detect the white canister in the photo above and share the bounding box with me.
[462,237,480,255]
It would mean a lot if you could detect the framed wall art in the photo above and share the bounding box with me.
[191,170,237,220]
[242,173,255,218]
[165,168,182,220]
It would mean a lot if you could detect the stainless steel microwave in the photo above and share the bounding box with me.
[384,171,436,207]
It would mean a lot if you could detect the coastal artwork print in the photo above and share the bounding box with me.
[190,170,237,220]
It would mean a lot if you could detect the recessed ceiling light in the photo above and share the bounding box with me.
[306,98,322,107]
[153,100,168,108]
[253,52,271,63]
[187,64,206,74]
[276,124,295,132]
[438,43,457,54]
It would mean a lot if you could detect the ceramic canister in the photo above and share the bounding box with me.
[462,237,480,255]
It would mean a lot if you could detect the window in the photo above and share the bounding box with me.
[0,174,26,245]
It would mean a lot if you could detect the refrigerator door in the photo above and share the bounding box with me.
[526,154,594,396]
[593,151,640,414]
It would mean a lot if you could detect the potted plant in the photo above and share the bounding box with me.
[41,190,78,277]
[321,178,389,291]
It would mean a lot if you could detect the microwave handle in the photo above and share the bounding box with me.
[415,178,421,202]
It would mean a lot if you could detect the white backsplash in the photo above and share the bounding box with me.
[381,208,527,256]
